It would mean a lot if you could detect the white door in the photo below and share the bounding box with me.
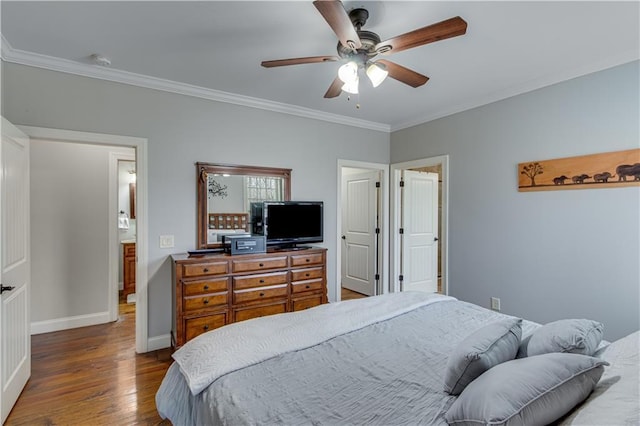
[0,118,31,423]
[341,170,379,296]
[401,170,438,293]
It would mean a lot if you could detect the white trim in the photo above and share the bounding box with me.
[336,160,389,302]
[1,39,389,133]
[390,155,449,295]
[17,126,151,353]
[147,334,172,352]
[31,311,111,335]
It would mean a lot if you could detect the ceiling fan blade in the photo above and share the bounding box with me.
[377,60,429,88]
[313,0,362,50]
[324,76,343,98]
[261,56,339,68]
[375,16,467,55]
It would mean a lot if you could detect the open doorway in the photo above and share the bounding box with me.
[336,160,389,302]
[391,156,449,295]
[117,157,137,317]
[19,125,148,353]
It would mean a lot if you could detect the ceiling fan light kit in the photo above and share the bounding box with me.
[261,0,467,100]
[366,62,388,88]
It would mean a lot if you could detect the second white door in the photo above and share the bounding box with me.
[341,170,379,296]
[401,170,439,293]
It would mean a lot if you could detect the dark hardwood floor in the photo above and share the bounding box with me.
[341,287,368,301]
[5,294,172,425]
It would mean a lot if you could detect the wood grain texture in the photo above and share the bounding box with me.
[518,148,640,191]
[5,296,172,425]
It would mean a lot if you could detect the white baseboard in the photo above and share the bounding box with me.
[147,334,171,352]
[31,311,111,335]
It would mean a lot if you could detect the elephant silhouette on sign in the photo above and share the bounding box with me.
[572,174,590,184]
[616,163,640,181]
[553,175,569,185]
[593,172,614,183]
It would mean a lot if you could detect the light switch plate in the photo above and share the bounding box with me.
[159,235,174,248]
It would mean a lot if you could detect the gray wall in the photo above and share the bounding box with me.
[2,63,389,341]
[30,140,113,323]
[391,61,640,341]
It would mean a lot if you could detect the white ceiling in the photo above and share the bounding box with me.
[1,1,638,132]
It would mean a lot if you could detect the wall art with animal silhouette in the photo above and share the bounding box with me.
[518,148,640,192]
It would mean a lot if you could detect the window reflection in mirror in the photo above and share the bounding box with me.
[196,163,291,249]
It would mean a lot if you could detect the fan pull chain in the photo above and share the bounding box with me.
[346,94,361,110]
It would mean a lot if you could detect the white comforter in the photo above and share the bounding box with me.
[172,291,455,395]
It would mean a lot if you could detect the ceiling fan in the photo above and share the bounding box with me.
[261,0,467,98]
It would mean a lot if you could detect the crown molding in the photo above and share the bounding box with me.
[0,35,390,133]
[391,51,640,132]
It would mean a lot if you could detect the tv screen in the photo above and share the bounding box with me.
[259,201,323,246]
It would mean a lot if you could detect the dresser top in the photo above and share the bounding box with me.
[171,246,326,263]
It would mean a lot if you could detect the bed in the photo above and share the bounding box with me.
[156,292,639,425]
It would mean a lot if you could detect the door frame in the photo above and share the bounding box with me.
[336,159,389,301]
[391,155,449,295]
[17,126,149,354]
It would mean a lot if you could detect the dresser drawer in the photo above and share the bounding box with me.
[290,252,323,267]
[233,271,288,290]
[292,294,323,311]
[291,278,324,294]
[184,292,228,312]
[231,256,288,273]
[123,243,136,257]
[291,267,324,282]
[233,284,288,304]
[183,277,229,296]
[185,313,227,341]
[182,261,229,278]
[233,301,287,322]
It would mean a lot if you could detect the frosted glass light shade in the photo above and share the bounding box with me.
[341,77,359,94]
[338,61,359,84]
[366,62,389,87]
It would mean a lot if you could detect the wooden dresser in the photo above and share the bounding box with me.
[171,247,327,348]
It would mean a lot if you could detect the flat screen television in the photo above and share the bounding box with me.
[251,201,323,247]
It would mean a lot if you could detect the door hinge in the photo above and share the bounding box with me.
[399,180,405,187]
[399,275,404,282]
[399,228,404,234]
[375,227,380,234]
[375,274,380,281]
[375,181,380,188]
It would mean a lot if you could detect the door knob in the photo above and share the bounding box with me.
[434,237,439,241]
[341,235,346,240]
[1,285,15,294]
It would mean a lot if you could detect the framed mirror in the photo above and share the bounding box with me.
[196,162,291,249]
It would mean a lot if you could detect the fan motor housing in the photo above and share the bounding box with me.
[337,30,380,59]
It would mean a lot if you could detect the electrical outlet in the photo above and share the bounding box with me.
[491,297,501,311]
[159,235,174,248]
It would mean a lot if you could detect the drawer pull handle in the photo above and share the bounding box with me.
[305,285,310,289]
[203,299,209,305]
[204,285,209,290]
[203,268,209,273]
[259,292,265,297]
[305,259,310,262]
[203,325,209,330]
[259,279,265,283]
[259,263,264,267]
[305,273,310,277]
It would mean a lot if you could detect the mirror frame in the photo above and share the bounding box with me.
[196,162,291,249]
